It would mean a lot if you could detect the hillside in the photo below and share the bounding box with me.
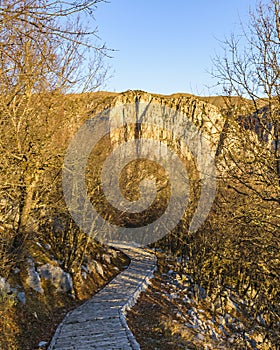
[0,89,279,349]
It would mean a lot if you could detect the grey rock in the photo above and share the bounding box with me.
[38,263,73,293]
[26,259,44,294]
[17,291,26,304]
[0,276,10,292]
[38,340,48,348]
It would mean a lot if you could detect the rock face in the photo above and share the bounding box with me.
[64,90,226,246]
[95,91,224,242]
[108,90,224,154]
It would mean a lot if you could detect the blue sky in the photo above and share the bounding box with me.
[95,0,257,95]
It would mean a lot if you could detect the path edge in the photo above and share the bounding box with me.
[48,245,157,350]
[119,253,157,350]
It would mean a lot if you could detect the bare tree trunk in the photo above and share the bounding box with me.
[13,171,38,250]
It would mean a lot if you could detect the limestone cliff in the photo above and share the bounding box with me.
[66,90,226,244]
[107,90,225,152]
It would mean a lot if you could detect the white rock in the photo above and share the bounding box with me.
[26,259,44,294]
[38,263,73,293]
[0,276,10,292]
[17,291,26,304]
[38,340,48,348]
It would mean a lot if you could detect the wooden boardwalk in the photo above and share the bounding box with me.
[48,243,157,350]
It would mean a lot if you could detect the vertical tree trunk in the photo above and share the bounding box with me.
[13,171,38,250]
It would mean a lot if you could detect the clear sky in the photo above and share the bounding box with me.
[95,0,258,95]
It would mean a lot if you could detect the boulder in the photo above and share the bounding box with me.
[26,259,44,294]
[37,263,73,293]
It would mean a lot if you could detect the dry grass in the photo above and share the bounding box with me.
[0,291,19,350]
[126,253,275,350]
[0,243,129,350]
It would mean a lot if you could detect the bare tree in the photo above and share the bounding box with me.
[207,1,280,341]
[0,0,109,251]
[212,0,280,209]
